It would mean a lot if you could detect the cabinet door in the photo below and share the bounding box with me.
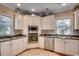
[23,15,28,29]
[22,38,27,50]
[74,9,79,29]
[27,16,34,25]
[44,38,49,50]
[27,16,40,25]
[11,38,27,56]
[48,38,54,51]
[18,39,24,53]
[42,15,55,30]
[11,39,19,55]
[65,40,79,55]
[39,37,44,48]
[15,13,23,30]
[1,41,11,56]
[55,38,64,53]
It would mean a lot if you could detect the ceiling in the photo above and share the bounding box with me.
[1,3,79,13]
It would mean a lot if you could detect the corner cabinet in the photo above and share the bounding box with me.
[15,13,24,30]
[74,9,79,29]
[0,37,27,56]
[41,15,55,30]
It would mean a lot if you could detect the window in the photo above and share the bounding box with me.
[0,15,11,36]
[56,18,72,35]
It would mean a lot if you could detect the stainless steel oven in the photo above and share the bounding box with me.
[28,33,38,43]
[28,26,38,43]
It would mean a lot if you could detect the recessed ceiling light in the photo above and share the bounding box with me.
[31,14,35,16]
[62,3,66,6]
[17,3,21,6]
[31,9,35,11]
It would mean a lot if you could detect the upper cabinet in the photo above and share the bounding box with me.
[15,13,24,30]
[27,15,40,26]
[41,15,55,30]
[74,9,79,29]
[15,14,41,30]
[23,15,28,29]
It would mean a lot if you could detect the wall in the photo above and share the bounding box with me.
[0,4,15,17]
[55,10,79,35]
[55,10,74,19]
[0,4,16,35]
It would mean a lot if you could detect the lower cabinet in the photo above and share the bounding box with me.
[44,37,54,51]
[55,38,79,56]
[54,38,64,53]
[12,38,27,56]
[22,38,27,50]
[0,41,12,56]
[39,36,44,48]
[65,40,79,55]
[11,39,20,56]
[0,37,27,56]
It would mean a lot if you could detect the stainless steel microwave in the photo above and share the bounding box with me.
[28,26,38,31]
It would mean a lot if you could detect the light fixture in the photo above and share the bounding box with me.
[31,9,35,12]
[17,3,21,6]
[62,3,66,6]
[31,14,35,16]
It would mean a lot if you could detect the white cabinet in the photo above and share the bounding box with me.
[48,38,54,51]
[55,38,79,56]
[15,13,23,30]
[0,37,27,56]
[23,15,28,29]
[11,38,27,55]
[41,15,55,30]
[74,9,79,29]
[55,38,64,53]
[11,39,19,55]
[0,41,12,56]
[39,36,44,48]
[65,40,79,55]
[22,38,27,51]
[44,37,54,51]
[27,16,40,25]
[44,37,49,50]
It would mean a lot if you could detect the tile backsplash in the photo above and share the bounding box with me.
[14,30,23,35]
[73,30,79,35]
[41,30,55,34]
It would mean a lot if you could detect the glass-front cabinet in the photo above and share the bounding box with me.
[56,18,72,35]
[0,15,12,36]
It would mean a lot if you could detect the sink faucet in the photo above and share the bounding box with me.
[61,29,64,35]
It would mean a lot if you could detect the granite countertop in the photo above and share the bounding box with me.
[39,34,79,37]
[39,34,56,36]
[0,35,27,43]
[39,34,79,40]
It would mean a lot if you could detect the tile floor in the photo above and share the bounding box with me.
[18,48,60,56]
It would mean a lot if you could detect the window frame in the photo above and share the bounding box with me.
[55,16,73,35]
